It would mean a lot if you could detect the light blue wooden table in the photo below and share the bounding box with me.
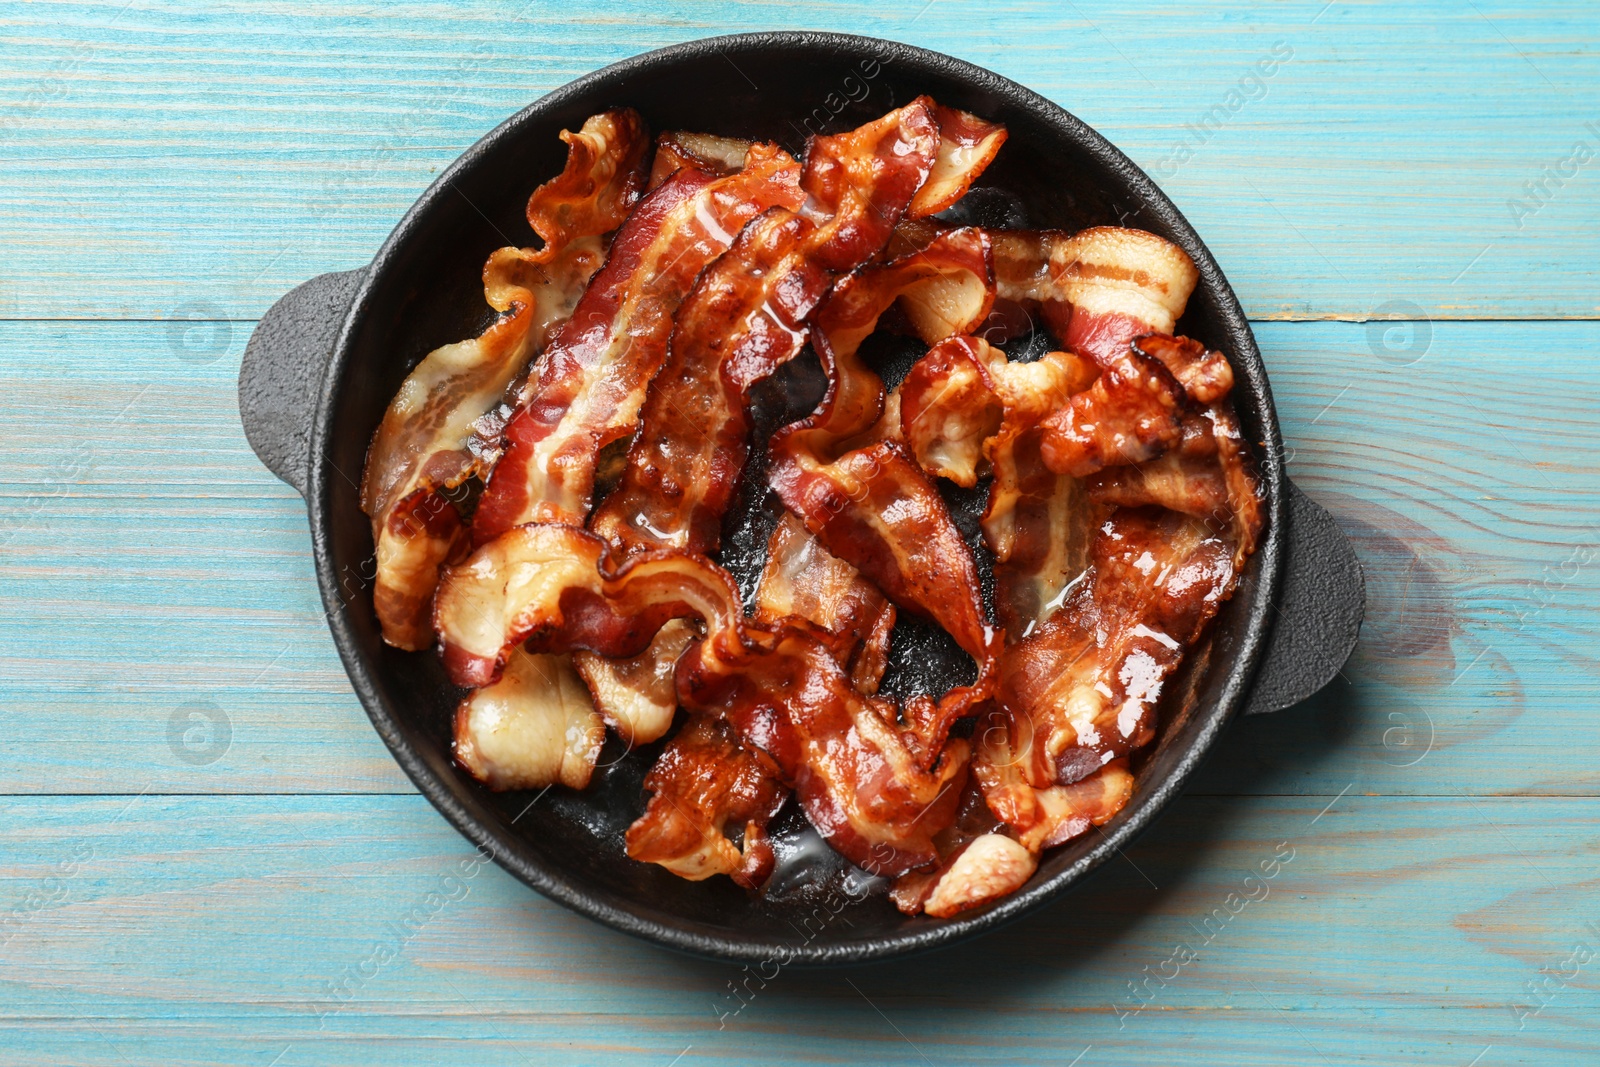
[3,2,1598,1063]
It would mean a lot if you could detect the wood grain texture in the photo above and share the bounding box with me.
[0,1,1596,321]
[1,0,1597,1062]
[1,794,1598,1065]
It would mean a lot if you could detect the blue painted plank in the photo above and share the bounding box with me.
[0,1,1596,321]
[0,794,1596,1064]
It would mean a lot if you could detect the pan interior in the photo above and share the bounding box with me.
[317,33,1280,961]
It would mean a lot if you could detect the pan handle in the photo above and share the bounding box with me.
[1243,480,1366,714]
[237,269,366,498]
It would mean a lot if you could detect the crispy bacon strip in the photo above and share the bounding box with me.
[909,103,1009,218]
[972,745,1135,854]
[434,524,966,875]
[358,109,649,649]
[592,101,945,558]
[995,232,1202,636]
[648,130,752,188]
[898,334,1102,639]
[472,142,806,539]
[570,620,697,745]
[453,648,605,791]
[676,623,968,876]
[1040,227,1199,365]
[434,524,744,688]
[587,207,825,554]
[520,109,651,260]
[767,230,998,688]
[1038,342,1188,479]
[902,222,1200,363]
[1085,401,1264,569]
[624,513,895,886]
[624,714,787,888]
[993,507,1242,794]
[754,512,896,695]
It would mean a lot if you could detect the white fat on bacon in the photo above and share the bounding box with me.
[922,834,1038,918]
[453,648,605,791]
[573,619,698,745]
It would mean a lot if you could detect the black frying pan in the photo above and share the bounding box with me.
[237,31,1364,965]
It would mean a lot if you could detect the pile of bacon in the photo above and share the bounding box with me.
[359,99,1263,918]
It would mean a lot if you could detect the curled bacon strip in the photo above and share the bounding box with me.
[592,100,945,558]
[623,513,894,885]
[472,142,807,539]
[1037,342,1189,479]
[358,108,649,649]
[571,620,697,745]
[899,335,1100,639]
[987,508,1242,797]
[908,103,1009,219]
[434,524,966,876]
[754,512,896,695]
[972,745,1135,854]
[901,222,1200,363]
[1042,228,1199,365]
[588,207,826,555]
[648,130,752,188]
[768,230,997,671]
[1082,339,1262,569]
[520,109,651,260]
[624,714,787,888]
[676,624,967,876]
[433,524,744,689]
[453,648,605,791]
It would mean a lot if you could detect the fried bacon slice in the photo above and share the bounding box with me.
[624,513,895,886]
[358,108,650,649]
[754,512,896,695]
[1040,227,1199,365]
[991,507,1242,796]
[767,229,998,683]
[519,108,651,260]
[452,647,606,791]
[905,833,1038,919]
[624,714,787,888]
[433,524,743,689]
[1037,342,1189,479]
[898,335,1101,639]
[676,623,968,876]
[471,142,807,539]
[586,207,825,557]
[434,524,967,876]
[1084,405,1264,568]
[648,130,752,188]
[900,220,1199,356]
[908,103,1009,219]
[570,620,697,745]
[972,744,1135,854]
[591,100,945,558]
